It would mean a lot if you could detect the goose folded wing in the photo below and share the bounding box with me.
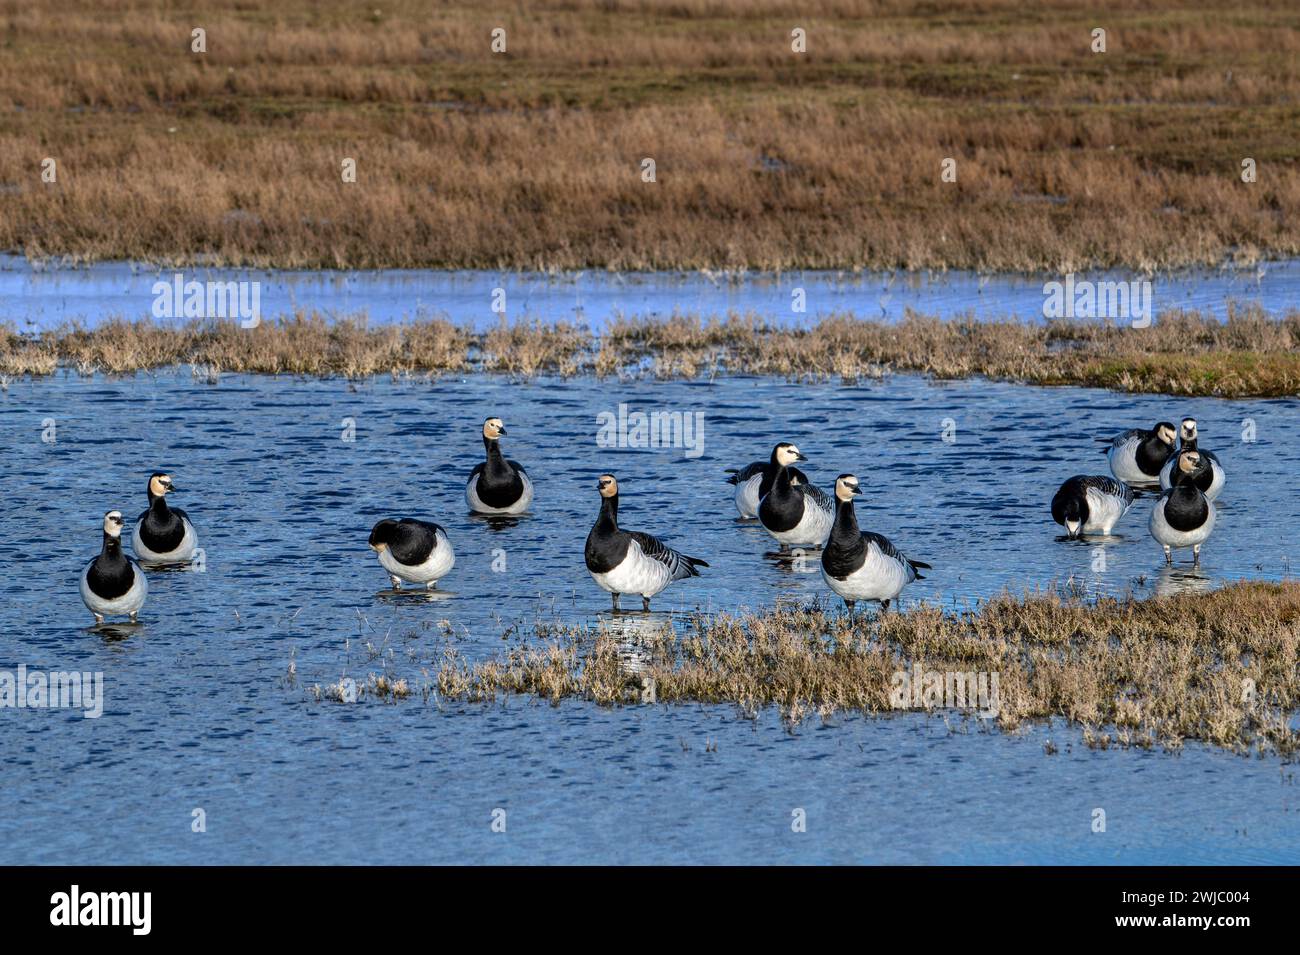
[1100,428,1143,449]
[1080,476,1135,504]
[862,531,929,571]
[629,531,703,580]
[726,461,766,484]
[798,481,834,511]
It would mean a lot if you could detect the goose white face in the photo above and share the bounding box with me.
[482,417,506,439]
[775,444,804,467]
[149,474,175,496]
[1156,424,1176,446]
[597,474,618,498]
[1181,418,1198,441]
[1178,451,1202,474]
[834,474,862,502]
[102,510,125,537]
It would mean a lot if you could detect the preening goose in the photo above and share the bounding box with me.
[369,518,455,590]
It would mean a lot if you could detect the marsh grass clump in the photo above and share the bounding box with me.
[421,582,1300,754]
[7,305,1297,397]
[603,305,1300,395]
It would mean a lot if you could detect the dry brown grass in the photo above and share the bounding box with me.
[420,581,1300,754]
[1,0,1298,270]
[5,304,1299,396]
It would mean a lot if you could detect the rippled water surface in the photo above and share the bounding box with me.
[3,255,1297,330]
[2,370,1298,864]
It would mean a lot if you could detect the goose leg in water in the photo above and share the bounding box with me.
[642,596,651,612]
[390,575,402,590]
[93,613,104,625]
[129,611,138,623]
[611,592,620,612]
[1193,544,1202,566]
[1163,545,1172,566]
[881,599,891,612]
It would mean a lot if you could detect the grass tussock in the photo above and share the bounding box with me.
[1,0,1298,270]
[5,304,1300,396]
[423,581,1300,755]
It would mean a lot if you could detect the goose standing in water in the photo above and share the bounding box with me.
[81,511,148,624]
[1150,450,1216,566]
[725,450,809,519]
[368,518,455,590]
[821,475,930,613]
[466,417,533,515]
[1098,421,1176,485]
[585,474,707,612]
[133,472,198,564]
[1158,417,1225,500]
[1050,476,1135,538]
[757,443,834,551]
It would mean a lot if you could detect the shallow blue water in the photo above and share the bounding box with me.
[1,255,1293,331]
[0,369,1297,864]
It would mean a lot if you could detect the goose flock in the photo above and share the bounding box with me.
[1055,415,1225,565]
[80,413,1228,624]
[80,473,195,624]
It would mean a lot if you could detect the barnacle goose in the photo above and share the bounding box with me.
[368,518,455,590]
[1158,417,1225,500]
[725,445,810,519]
[1149,450,1216,566]
[1051,476,1136,538]
[820,475,930,612]
[466,417,534,515]
[584,474,707,612]
[81,510,148,624]
[132,472,198,564]
[757,443,834,550]
[1098,421,1176,485]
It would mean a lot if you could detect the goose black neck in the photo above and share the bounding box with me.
[483,437,512,479]
[101,533,123,558]
[832,497,860,541]
[596,494,619,531]
[772,463,794,491]
[149,494,171,517]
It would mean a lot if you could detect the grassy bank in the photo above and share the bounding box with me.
[1,1,1298,270]
[360,581,1300,755]
[4,306,1299,397]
